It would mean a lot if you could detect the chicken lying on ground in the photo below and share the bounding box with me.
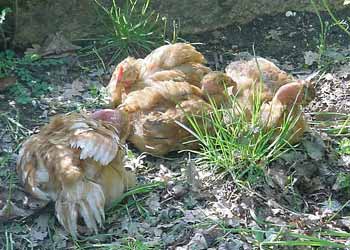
[108,43,211,107]
[225,57,315,144]
[118,72,236,155]
[225,57,294,118]
[225,57,293,100]
[17,110,135,238]
[260,80,315,144]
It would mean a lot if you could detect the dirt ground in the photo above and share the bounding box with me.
[1,10,350,249]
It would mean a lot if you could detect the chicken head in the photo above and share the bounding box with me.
[108,57,143,107]
[201,71,237,106]
[91,109,131,139]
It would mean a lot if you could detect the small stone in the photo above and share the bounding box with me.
[285,11,296,17]
[172,184,188,198]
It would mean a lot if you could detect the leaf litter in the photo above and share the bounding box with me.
[1,11,350,250]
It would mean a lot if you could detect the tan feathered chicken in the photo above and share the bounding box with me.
[119,72,236,155]
[17,110,135,238]
[260,80,315,144]
[225,57,294,119]
[225,57,315,144]
[225,57,293,101]
[108,43,210,107]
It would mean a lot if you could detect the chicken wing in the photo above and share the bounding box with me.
[17,110,135,238]
[108,43,209,107]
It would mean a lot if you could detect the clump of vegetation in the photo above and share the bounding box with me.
[185,85,298,185]
[85,0,167,65]
[309,112,350,137]
[338,137,350,155]
[311,0,350,69]
[0,7,12,49]
[0,50,64,104]
[215,221,350,249]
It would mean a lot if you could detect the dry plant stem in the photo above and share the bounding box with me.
[322,0,350,37]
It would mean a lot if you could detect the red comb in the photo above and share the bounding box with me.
[117,65,124,83]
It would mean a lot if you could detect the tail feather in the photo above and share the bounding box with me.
[55,180,105,238]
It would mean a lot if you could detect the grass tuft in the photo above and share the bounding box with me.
[107,182,164,215]
[182,80,300,185]
[82,0,166,65]
[311,0,350,70]
[210,219,350,249]
[309,112,350,137]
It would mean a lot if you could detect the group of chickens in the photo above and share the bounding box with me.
[17,43,315,237]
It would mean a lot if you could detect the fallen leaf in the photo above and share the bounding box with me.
[25,32,81,58]
[121,216,139,236]
[324,73,334,81]
[304,51,319,66]
[63,79,85,98]
[302,134,326,160]
[183,209,206,223]
[280,151,306,163]
[267,166,288,189]
[265,30,283,41]
[185,232,208,250]
[186,160,201,192]
[0,201,31,221]
[30,229,48,242]
[218,239,244,250]
[320,199,342,214]
[0,76,17,91]
[145,193,161,213]
[171,183,188,199]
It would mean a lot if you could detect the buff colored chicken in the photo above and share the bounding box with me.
[225,57,315,144]
[108,43,210,107]
[17,110,135,238]
[119,72,236,155]
[260,80,315,144]
[225,57,294,118]
[225,57,293,100]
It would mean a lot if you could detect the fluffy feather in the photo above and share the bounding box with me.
[260,81,313,144]
[17,111,135,238]
[107,43,209,107]
[225,58,315,144]
[119,72,236,155]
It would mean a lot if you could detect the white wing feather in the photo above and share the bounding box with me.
[69,121,120,166]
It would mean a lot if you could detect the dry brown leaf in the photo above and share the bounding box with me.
[304,51,319,66]
[25,32,81,58]
[0,76,17,91]
[63,79,86,98]
[0,201,31,221]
